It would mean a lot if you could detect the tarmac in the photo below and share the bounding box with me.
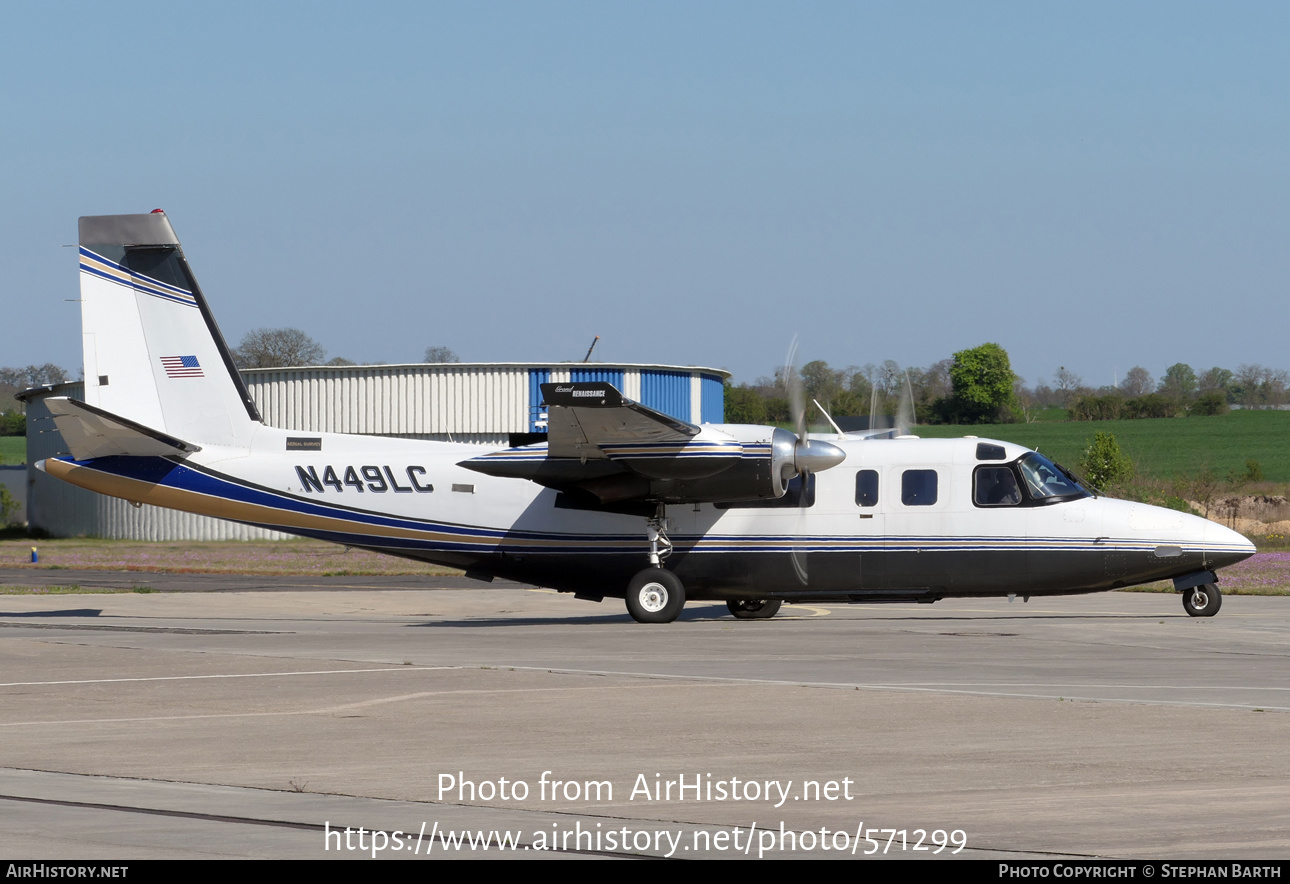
[2,570,1288,860]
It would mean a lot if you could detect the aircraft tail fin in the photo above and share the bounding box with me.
[78,212,262,448]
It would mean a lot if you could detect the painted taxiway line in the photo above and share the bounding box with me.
[2,660,1283,713]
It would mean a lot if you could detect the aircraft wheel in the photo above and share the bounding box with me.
[727,599,782,620]
[626,568,685,624]
[1182,583,1222,617]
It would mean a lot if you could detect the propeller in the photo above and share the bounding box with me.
[781,337,846,586]
[780,338,846,480]
[867,367,917,439]
[894,370,916,437]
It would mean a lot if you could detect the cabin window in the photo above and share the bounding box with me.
[855,470,879,507]
[901,470,937,506]
[974,466,1022,506]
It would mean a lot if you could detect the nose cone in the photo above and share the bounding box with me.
[1101,498,1256,570]
[1203,518,1257,569]
[796,439,846,473]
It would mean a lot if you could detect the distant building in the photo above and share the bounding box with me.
[21,363,727,539]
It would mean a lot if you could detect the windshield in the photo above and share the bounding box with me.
[1016,452,1090,501]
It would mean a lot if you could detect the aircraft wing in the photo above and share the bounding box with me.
[43,398,202,460]
[460,382,759,505]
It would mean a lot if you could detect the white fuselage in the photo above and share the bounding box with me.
[47,425,1254,603]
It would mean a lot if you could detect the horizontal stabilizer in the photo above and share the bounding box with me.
[44,398,201,460]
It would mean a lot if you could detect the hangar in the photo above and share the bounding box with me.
[22,362,727,539]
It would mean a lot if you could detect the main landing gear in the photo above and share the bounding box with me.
[626,504,684,624]
[623,504,785,624]
[626,568,685,624]
[726,599,782,620]
[1182,583,1222,617]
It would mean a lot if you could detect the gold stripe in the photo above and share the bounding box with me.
[81,259,196,302]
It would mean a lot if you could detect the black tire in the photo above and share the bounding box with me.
[626,568,685,623]
[727,599,783,620]
[1183,583,1222,617]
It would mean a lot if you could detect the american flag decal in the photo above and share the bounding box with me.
[161,355,204,378]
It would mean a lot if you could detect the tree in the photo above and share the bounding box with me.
[1157,363,1198,400]
[1191,392,1228,416]
[917,359,953,406]
[233,328,326,368]
[1053,366,1084,407]
[1069,394,1124,422]
[0,483,17,527]
[1232,364,1289,407]
[877,360,904,399]
[723,382,767,424]
[424,346,460,364]
[1198,366,1234,399]
[0,410,25,436]
[799,360,844,413]
[1120,366,1154,397]
[942,343,1018,424]
[0,364,69,389]
[0,364,69,412]
[1123,393,1182,419]
[1189,468,1221,518]
[1079,432,1134,491]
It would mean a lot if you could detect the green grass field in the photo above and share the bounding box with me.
[0,437,24,464]
[913,410,1290,483]
[3,410,1285,480]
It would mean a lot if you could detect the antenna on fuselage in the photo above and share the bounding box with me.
[813,399,845,439]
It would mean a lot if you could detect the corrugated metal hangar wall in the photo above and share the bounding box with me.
[24,363,727,539]
[244,363,727,442]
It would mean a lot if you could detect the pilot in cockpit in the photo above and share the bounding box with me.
[978,468,1022,506]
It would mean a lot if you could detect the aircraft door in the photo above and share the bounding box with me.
[820,468,883,590]
[970,464,1031,593]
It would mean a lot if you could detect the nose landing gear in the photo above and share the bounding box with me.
[1182,583,1221,617]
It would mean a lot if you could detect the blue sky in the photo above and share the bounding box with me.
[3,2,1287,391]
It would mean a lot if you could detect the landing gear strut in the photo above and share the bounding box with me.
[646,503,673,567]
[625,504,685,624]
[1182,583,1221,617]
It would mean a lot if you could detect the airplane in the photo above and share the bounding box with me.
[40,211,1255,623]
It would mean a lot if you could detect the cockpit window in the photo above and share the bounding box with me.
[975,442,1007,461]
[975,467,1021,506]
[1016,452,1089,501]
